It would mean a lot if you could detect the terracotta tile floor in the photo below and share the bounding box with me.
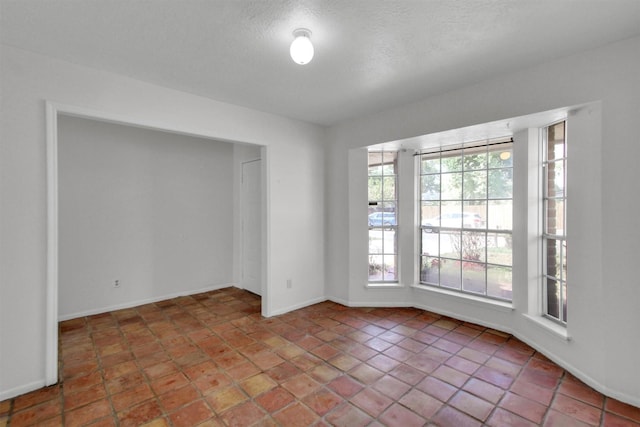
[2,287,639,426]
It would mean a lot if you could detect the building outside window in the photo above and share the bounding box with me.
[418,139,513,300]
[542,121,568,323]
[368,151,398,282]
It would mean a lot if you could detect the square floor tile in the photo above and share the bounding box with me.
[3,288,639,427]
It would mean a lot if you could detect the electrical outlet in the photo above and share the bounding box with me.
[114,280,120,288]
[286,279,292,289]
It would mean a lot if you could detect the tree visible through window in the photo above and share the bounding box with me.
[419,140,513,300]
[368,151,398,282]
[543,121,567,323]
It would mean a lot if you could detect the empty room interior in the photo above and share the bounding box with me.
[1,1,640,426]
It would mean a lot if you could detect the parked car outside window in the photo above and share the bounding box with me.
[368,212,397,227]
[424,212,484,230]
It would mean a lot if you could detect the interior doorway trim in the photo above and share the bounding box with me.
[44,101,269,385]
[240,158,263,296]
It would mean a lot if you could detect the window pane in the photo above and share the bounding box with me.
[423,216,439,228]
[381,152,397,173]
[368,164,382,176]
[558,200,565,236]
[488,199,512,230]
[368,176,382,201]
[441,153,462,172]
[463,171,487,199]
[440,259,461,289]
[463,150,487,171]
[421,256,439,283]
[384,229,397,255]
[548,138,561,161]
[368,229,383,254]
[382,163,396,175]
[462,262,486,294]
[441,173,462,200]
[547,160,565,198]
[383,256,397,281]
[368,211,396,227]
[546,239,562,279]
[546,277,560,319]
[421,175,440,200]
[463,201,486,229]
[489,148,513,168]
[421,201,440,226]
[488,168,513,199]
[487,232,512,266]
[369,255,384,281]
[488,266,512,300]
[544,199,565,235]
[382,176,396,201]
[547,122,565,161]
[441,201,462,228]
[381,201,397,214]
[441,230,461,259]
[421,157,440,174]
[421,229,439,255]
[462,232,486,262]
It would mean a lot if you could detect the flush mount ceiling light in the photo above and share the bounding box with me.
[290,28,314,65]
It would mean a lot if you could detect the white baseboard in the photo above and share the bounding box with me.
[326,298,512,335]
[268,296,327,317]
[323,296,640,409]
[338,300,412,308]
[0,379,47,402]
[58,283,236,321]
[411,301,514,336]
[511,329,640,409]
[325,296,349,306]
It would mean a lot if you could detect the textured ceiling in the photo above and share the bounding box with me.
[2,0,640,126]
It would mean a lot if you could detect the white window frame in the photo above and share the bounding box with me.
[367,151,399,284]
[417,139,514,301]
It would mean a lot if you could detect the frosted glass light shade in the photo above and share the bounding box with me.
[290,29,314,65]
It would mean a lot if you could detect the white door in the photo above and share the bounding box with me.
[241,159,262,295]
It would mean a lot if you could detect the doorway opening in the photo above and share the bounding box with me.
[45,102,269,386]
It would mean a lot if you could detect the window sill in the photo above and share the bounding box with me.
[410,284,513,313]
[366,282,403,289]
[523,314,571,342]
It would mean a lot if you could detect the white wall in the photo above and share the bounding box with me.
[0,45,326,399]
[58,116,235,319]
[326,35,640,405]
[2,33,639,406]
